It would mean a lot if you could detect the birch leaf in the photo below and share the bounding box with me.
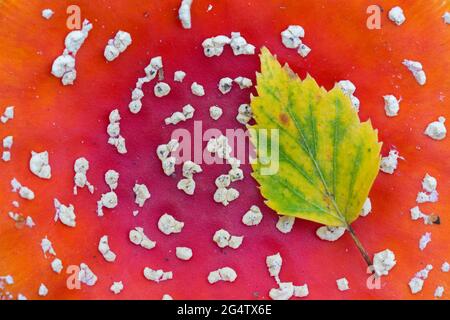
[249,47,381,229]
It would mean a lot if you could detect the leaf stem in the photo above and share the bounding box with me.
[346,225,373,267]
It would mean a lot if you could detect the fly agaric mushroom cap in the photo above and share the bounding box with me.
[0,0,449,299]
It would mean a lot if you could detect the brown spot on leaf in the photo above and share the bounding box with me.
[280,113,289,124]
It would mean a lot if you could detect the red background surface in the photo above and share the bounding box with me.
[0,0,449,299]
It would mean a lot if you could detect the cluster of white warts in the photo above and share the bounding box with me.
[403,59,427,86]
[409,173,440,255]
[30,151,52,179]
[1,105,14,124]
[216,76,253,123]
[411,174,439,253]
[1,106,15,162]
[331,7,447,138]
[156,138,179,177]
[408,261,449,297]
[107,109,127,154]
[54,198,76,227]
[213,229,243,249]
[379,126,442,174]
[165,104,195,125]
[336,80,360,112]
[388,6,406,26]
[314,170,442,295]
[51,20,93,85]
[280,25,311,58]
[8,178,36,228]
[41,9,54,20]
[389,5,439,90]
[4,6,448,299]
[202,33,255,57]
[98,235,116,262]
[178,160,203,195]
[96,169,120,217]
[2,135,13,162]
[73,157,94,195]
[39,236,98,290]
[129,227,156,250]
[389,5,449,31]
[51,16,132,85]
[178,0,193,29]
[266,253,309,300]
[208,136,243,206]
[405,170,443,296]
[11,178,35,201]
[0,278,28,299]
[104,31,132,62]
[6,149,48,245]
[128,56,163,114]
[4,148,45,237]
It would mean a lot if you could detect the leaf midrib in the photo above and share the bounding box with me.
[255,107,342,220]
[284,88,348,226]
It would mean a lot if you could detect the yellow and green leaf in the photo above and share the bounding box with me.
[250,47,382,228]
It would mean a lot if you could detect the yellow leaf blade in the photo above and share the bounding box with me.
[250,47,381,227]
